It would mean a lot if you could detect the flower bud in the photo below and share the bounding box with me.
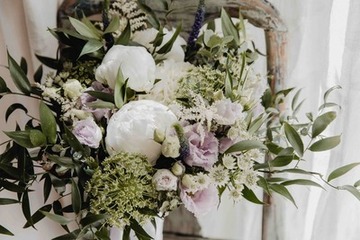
[154,129,165,143]
[181,174,196,189]
[171,162,185,176]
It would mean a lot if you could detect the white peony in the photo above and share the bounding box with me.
[95,45,156,92]
[62,79,84,100]
[133,28,186,62]
[105,100,178,165]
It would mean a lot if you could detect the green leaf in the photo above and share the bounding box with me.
[340,185,360,201]
[51,230,79,240]
[0,180,26,192]
[0,225,14,236]
[0,76,9,93]
[40,211,72,225]
[79,39,103,58]
[270,184,297,207]
[137,1,160,29]
[49,174,66,195]
[81,16,102,37]
[35,54,58,69]
[281,179,324,189]
[22,191,33,227]
[4,130,33,148]
[122,227,131,240]
[278,168,315,175]
[23,204,52,228]
[312,111,337,138]
[327,162,360,182]
[69,17,100,39]
[40,101,57,144]
[224,66,233,98]
[34,65,43,83]
[29,129,47,147]
[0,198,19,205]
[324,85,341,102]
[130,220,153,240]
[85,90,114,103]
[104,15,120,34]
[284,122,304,157]
[47,155,74,168]
[309,135,341,152]
[225,140,266,154]
[85,100,115,109]
[291,89,302,111]
[80,214,108,227]
[42,174,52,203]
[71,179,81,214]
[63,124,86,155]
[257,176,270,195]
[270,155,294,167]
[0,163,20,179]
[242,185,264,204]
[157,23,182,55]
[114,68,126,108]
[7,51,32,95]
[20,57,28,75]
[221,8,240,46]
[115,20,131,45]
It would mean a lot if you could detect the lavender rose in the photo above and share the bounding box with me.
[95,45,156,92]
[213,98,243,125]
[180,184,219,217]
[184,124,219,171]
[72,118,102,148]
[152,169,178,191]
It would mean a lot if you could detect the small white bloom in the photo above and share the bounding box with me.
[222,154,236,170]
[209,165,230,187]
[181,174,198,190]
[105,100,178,165]
[152,169,178,191]
[195,173,211,189]
[95,45,156,92]
[62,79,84,100]
[244,171,258,189]
[161,135,180,158]
[171,162,185,176]
[229,187,244,202]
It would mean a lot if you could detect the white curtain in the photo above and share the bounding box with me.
[1,0,360,240]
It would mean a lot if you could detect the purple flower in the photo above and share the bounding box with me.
[80,81,112,121]
[180,184,219,217]
[214,99,243,125]
[72,118,102,148]
[184,124,218,171]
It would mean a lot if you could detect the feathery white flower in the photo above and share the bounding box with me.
[209,165,230,187]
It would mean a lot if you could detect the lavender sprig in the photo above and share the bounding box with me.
[186,0,206,54]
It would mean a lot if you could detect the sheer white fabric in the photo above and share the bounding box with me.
[1,0,360,240]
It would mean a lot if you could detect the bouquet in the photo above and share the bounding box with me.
[0,0,359,239]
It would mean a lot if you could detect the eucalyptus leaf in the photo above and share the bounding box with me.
[327,162,360,182]
[63,124,86,155]
[0,163,20,179]
[69,17,100,39]
[157,23,182,55]
[291,89,302,111]
[40,101,57,144]
[221,8,240,46]
[309,135,341,152]
[257,176,271,195]
[284,122,304,157]
[225,140,266,154]
[7,51,32,95]
[23,204,52,228]
[79,39,103,58]
[269,184,297,207]
[86,100,115,109]
[115,20,131,45]
[0,225,13,236]
[49,174,66,195]
[40,211,72,225]
[281,179,324,189]
[71,179,81,214]
[42,174,52,203]
[224,67,233,98]
[311,111,337,138]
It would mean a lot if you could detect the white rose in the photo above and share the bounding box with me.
[62,79,83,100]
[133,28,186,62]
[152,169,178,191]
[72,118,102,148]
[95,45,156,92]
[105,100,178,165]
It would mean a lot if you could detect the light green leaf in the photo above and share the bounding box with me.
[40,211,72,225]
[115,20,131,45]
[7,51,32,95]
[221,8,240,46]
[157,23,182,55]
[71,179,81,214]
[270,184,297,207]
[291,89,302,111]
[309,135,341,152]
[40,101,57,144]
[327,162,360,182]
[312,111,337,138]
[29,129,47,147]
[278,168,315,175]
[81,16,102,37]
[114,68,125,108]
[85,100,115,109]
[104,16,120,34]
[0,225,13,236]
[282,179,324,189]
[257,176,270,195]
[225,140,266,154]
[324,85,341,102]
[340,185,360,201]
[69,17,100,39]
[4,130,33,148]
[284,122,304,157]
[79,39,103,58]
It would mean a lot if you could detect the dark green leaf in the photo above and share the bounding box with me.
[157,23,182,55]
[34,65,43,83]
[224,67,233,98]
[85,90,114,102]
[327,162,360,182]
[63,124,86,155]
[23,204,52,228]
[0,163,19,179]
[49,174,66,195]
[312,111,337,138]
[0,198,19,205]
[269,184,297,207]
[4,130,33,148]
[35,54,58,69]
[0,225,13,236]
[131,220,153,240]
[225,140,266,154]
[42,174,52,203]
[270,155,294,167]
[257,176,270,195]
[122,227,131,240]
[40,211,72,225]
[354,179,360,188]
[71,179,81,214]
[20,57,27,75]
[95,227,111,240]
[221,8,240,46]
[79,39,103,58]
[40,101,57,144]
[242,185,264,204]
[115,20,131,45]
[341,185,360,201]
[7,51,32,95]
[0,180,26,192]
[80,214,108,227]
[309,135,341,152]
[284,122,304,157]
[47,155,74,168]
[22,191,33,227]
[282,179,324,189]
[0,76,9,93]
